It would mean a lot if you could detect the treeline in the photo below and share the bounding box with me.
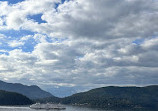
[0,90,33,105]
[36,85,158,109]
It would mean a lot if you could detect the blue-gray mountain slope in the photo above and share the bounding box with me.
[0,80,53,99]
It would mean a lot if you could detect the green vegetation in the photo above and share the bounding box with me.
[37,85,158,109]
[2,80,157,109]
[0,90,33,105]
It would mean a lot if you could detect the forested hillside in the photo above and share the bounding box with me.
[61,85,158,109]
[38,85,158,109]
[0,90,33,105]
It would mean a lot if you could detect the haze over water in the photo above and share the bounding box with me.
[0,106,154,111]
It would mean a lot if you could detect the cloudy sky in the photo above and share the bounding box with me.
[0,0,158,97]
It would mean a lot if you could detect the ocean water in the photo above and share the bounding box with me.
[0,106,154,111]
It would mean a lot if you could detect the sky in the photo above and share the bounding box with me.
[0,0,158,97]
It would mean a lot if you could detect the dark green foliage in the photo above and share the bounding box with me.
[61,85,158,109]
[0,90,33,105]
[39,85,158,109]
[60,86,158,109]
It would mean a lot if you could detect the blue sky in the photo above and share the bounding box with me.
[0,0,67,53]
[0,30,35,52]
[0,0,158,97]
[27,14,47,24]
[0,0,24,4]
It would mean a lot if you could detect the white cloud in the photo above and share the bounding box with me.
[42,0,158,40]
[0,18,3,26]
[0,34,6,39]
[0,37,158,88]
[141,38,158,50]
[0,0,157,40]
[0,0,157,96]
[0,0,60,30]
[20,35,33,41]
[8,40,24,47]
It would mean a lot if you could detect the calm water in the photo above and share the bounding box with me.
[0,106,154,111]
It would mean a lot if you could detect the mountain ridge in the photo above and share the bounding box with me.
[37,85,158,110]
[0,80,53,99]
[61,85,158,109]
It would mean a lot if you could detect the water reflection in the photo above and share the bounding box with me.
[0,105,155,111]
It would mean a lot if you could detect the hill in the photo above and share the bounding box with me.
[41,85,158,109]
[0,80,53,99]
[0,90,33,105]
[60,85,158,109]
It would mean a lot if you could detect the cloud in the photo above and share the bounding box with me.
[0,0,157,96]
[0,37,158,88]
[45,0,158,40]
[0,34,6,39]
[1,0,157,40]
[0,0,60,30]
[8,40,24,47]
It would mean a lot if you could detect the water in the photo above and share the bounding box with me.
[0,106,154,111]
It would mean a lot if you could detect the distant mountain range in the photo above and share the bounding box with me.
[0,80,157,109]
[0,90,33,105]
[0,80,53,99]
[38,85,158,109]
[47,86,81,97]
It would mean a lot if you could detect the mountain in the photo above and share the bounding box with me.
[41,85,158,109]
[0,80,53,99]
[47,86,80,97]
[0,90,33,105]
[60,85,158,109]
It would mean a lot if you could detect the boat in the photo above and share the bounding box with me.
[30,103,66,110]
